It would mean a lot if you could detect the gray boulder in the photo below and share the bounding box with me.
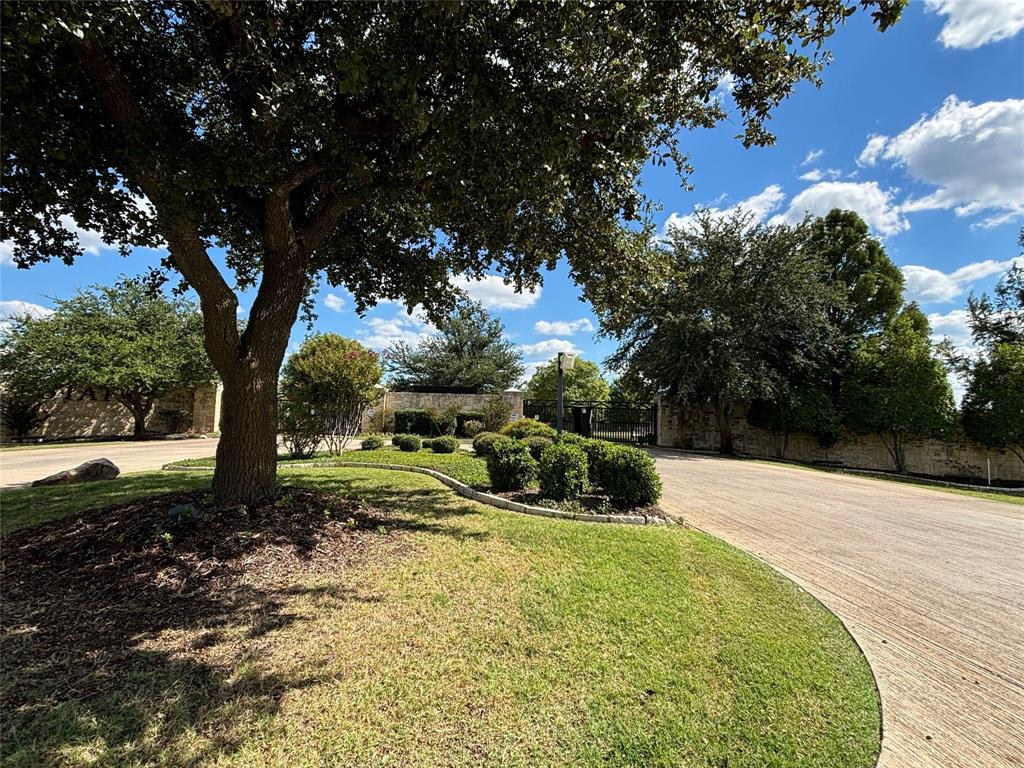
[32,458,120,487]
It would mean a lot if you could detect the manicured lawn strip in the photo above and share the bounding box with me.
[330,447,490,487]
[0,472,212,535]
[748,457,1024,505]
[167,447,491,489]
[1,466,879,768]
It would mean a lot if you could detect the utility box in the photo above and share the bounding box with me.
[571,405,593,437]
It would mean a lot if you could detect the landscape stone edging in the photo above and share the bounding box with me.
[162,460,669,526]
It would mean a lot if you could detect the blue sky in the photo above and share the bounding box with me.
[2,1,1022,389]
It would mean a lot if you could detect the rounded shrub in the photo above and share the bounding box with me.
[499,419,557,440]
[462,419,485,437]
[472,431,504,457]
[597,445,662,507]
[421,438,435,450]
[430,435,459,454]
[361,435,384,451]
[538,443,589,501]
[554,432,586,446]
[523,435,553,461]
[392,434,422,452]
[485,438,537,492]
[579,438,616,487]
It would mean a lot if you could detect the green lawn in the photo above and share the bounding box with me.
[1,466,880,767]
[166,446,491,488]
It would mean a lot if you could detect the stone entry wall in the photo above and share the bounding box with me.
[656,398,1024,484]
[361,390,524,433]
[1,383,223,442]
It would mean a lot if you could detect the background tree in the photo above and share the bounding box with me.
[949,238,1024,465]
[2,1,903,501]
[384,302,523,391]
[808,209,904,340]
[0,280,213,438]
[280,335,382,456]
[842,305,955,472]
[602,211,838,453]
[525,357,610,402]
[0,322,60,440]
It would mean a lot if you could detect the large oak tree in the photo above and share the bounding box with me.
[1,1,903,501]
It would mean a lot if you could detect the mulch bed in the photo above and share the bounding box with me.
[1,487,407,708]
[494,489,663,518]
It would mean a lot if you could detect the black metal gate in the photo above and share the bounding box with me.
[522,400,657,444]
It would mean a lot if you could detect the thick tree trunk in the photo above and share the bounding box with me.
[132,411,147,439]
[212,366,280,503]
[715,400,735,455]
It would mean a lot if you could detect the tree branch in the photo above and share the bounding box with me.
[71,38,240,371]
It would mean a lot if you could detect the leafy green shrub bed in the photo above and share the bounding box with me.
[537,443,589,501]
[392,434,422,452]
[485,438,537,492]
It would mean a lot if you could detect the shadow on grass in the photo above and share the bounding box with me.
[0,477,484,766]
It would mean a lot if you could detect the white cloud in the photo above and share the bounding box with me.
[451,274,540,310]
[0,241,13,266]
[799,168,842,182]
[665,184,786,233]
[860,96,1024,226]
[713,73,736,101]
[0,300,52,320]
[776,181,909,237]
[926,308,973,347]
[802,149,825,166]
[1,216,126,266]
[901,257,1022,303]
[324,292,345,312]
[924,0,1024,49]
[857,135,889,167]
[533,318,595,336]
[518,338,581,360]
[357,309,434,350]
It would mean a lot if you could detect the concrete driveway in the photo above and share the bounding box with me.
[0,437,220,488]
[653,449,1024,768]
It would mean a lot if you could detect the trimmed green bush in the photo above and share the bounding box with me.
[523,435,553,461]
[361,436,384,450]
[485,438,537,492]
[421,438,435,450]
[500,419,557,440]
[392,434,423,452]
[472,431,504,457]
[430,435,459,454]
[597,445,662,506]
[538,443,589,501]
[393,409,430,435]
[579,438,616,486]
[462,419,485,437]
[456,411,486,436]
[554,432,586,446]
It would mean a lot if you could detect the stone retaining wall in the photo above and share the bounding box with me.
[1,384,222,442]
[656,398,1023,484]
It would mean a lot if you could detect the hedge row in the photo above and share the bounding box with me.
[479,430,662,507]
[393,409,485,437]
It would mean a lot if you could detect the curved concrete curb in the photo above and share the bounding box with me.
[163,461,671,526]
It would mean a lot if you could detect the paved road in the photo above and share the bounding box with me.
[653,449,1024,768]
[0,438,220,488]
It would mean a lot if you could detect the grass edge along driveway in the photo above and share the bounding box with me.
[1,466,881,767]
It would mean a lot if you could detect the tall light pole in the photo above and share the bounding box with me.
[555,351,577,435]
